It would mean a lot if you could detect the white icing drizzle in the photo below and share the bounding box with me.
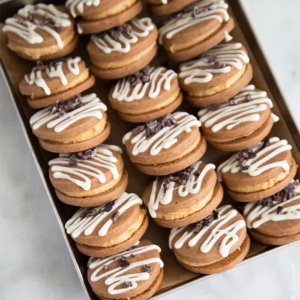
[169,205,245,257]
[217,137,292,179]
[49,144,122,190]
[224,30,233,41]
[198,85,276,132]
[3,4,71,48]
[122,112,201,156]
[65,192,142,238]
[161,0,168,4]
[148,161,215,218]
[91,18,154,54]
[158,0,230,44]
[66,0,100,18]
[112,67,177,102]
[179,43,249,84]
[24,57,81,95]
[88,244,164,295]
[30,93,107,132]
[244,184,300,229]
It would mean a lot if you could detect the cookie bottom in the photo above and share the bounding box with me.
[38,122,111,153]
[148,0,198,16]
[134,135,207,176]
[90,45,158,80]
[77,0,143,34]
[176,235,250,274]
[249,228,300,246]
[76,214,148,257]
[55,169,128,207]
[27,74,96,109]
[227,158,298,202]
[96,268,164,300]
[207,113,274,152]
[117,92,183,123]
[187,63,253,107]
[153,182,223,228]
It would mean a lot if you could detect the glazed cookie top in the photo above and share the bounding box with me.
[217,137,293,184]
[198,85,278,140]
[244,181,300,235]
[65,192,144,243]
[143,161,216,218]
[30,93,107,140]
[179,43,249,89]
[169,205,246,263]
[2,4,74,49]
[49,144,123,192]
[89,18,156,54]
[158,0,230,46]
[87,240,164,298]
[19,57,87,97]
[122,112,201,164]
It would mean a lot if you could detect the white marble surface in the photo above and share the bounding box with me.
[1,1,300,299]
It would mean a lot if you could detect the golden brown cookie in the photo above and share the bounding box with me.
[65,193,149,258]
[87,240,164,300]
[158,0,235,62]
[87,18,158,80]
[169,205,250,274]
[29,93,110,153]
[142,161,223,228]
[198,85,278,151]
[49,145,128,207]
[179,42,252,106]
[2,4,78,60]
[244,180,300,245]
[66,0,143,34]
[19,57,95,109]
[108,65,182,122]
[218,137,298,202]
[122,112,206,176]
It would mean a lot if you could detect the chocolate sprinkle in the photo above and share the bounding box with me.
[124,281,132,288]
[128,65,151,86]
[111,211,120,223]
[51,95,82,117]
[213,61,226,69]
[234,149,257,171]
[276,206,284,215]
[245,93,251,102]
[193,209,220,233]
[192,4,213,18]
[119,258,130,268]
[97,23,133,40]
[103,265,108,270]
[142,264,152,272]
[69,147,97,165]
[80,206,103,218]
[103,201,115,212]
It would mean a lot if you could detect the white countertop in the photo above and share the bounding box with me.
[1,1,300,299]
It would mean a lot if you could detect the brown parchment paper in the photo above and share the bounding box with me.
[0,0,299,298]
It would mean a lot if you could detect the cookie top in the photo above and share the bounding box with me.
[158,0,230,49]
[49,144,123,192]
[244,181,300,236]
[169,205,246,264]
[122,112,201,165]
[30,93,107,141]
[179,43,249,91]
[87,240,164,298]
[198,85,277,141]
[218,137,293,185]
[143,161,216,218]
[19,57,87,98]
[65,192,143,244]
[2,4,74,49]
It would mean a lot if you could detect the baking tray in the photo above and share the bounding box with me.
[0,0,299,299]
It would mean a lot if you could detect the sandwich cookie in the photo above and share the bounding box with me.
[122,112,207,176]
[29,93,110,153]
[169,205,250,274]
[179,42,252,106]
[142,160,223,228]
[198,85,278,151]
[2,4,78,60]
[158,0,235,62]
[87,240,164,300]
[244,181,300,245]
[19,57,95,109]
[49,145,128,207]
[87,18,158,79]
[108,65,182,122]
[66,0,143,34]
[145,0,198,16]
[218,137,298,202]
[65,193,148,257]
